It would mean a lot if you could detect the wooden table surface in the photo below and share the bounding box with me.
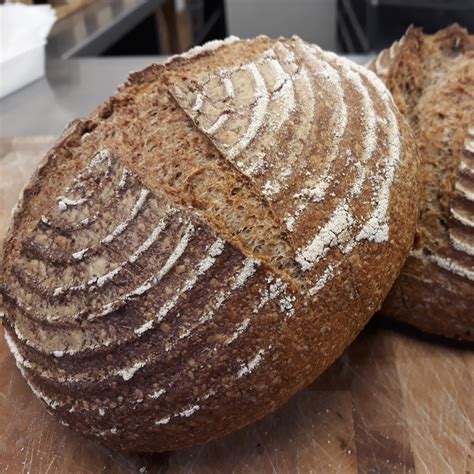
[0,137,473,474]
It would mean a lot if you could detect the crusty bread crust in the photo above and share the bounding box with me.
[0,36,419,452]
[383,266,473,340]
[369,25,474,341]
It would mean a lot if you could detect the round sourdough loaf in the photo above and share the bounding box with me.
[0,36,419,452]
[368,25,474,341]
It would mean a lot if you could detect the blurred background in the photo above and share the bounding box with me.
[4,0,474,58]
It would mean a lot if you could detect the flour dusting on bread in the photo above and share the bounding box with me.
[0,35,419,451]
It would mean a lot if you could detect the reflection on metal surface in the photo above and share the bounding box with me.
[47,0,164,59]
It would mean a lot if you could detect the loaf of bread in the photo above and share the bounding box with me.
[0,36,419,452]
[368,25,474,341]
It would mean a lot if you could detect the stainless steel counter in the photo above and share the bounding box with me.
[0,57,165,138]
[0,54,372,138]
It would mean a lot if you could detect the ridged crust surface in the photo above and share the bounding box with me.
[369,25,474,341]
[0,36,419,451]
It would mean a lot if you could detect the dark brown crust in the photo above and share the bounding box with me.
[383,270,474,341]
[0,37,419,452]
[369,25,474,341]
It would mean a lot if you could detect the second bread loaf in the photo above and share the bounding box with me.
[369,25,474,341]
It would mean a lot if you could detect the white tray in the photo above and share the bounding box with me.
[0,44,45,99]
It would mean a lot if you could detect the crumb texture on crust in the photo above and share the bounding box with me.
[369,24,474,339]
[0,35,419,451]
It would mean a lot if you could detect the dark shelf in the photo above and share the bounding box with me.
[337,0,474,53]
[340,0,370,52]
[374,0,474,10]
[195,7,222,45]
[47,0,164,58]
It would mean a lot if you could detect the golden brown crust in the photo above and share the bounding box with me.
[1,36,419,451]
[369,25,474,341]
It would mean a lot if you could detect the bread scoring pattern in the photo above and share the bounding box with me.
[369,28,474,285]
[2,148,301,441]
[410,126,474,282]
[445,126,474,275]
[171,37,402,280]
[368,37,405,80]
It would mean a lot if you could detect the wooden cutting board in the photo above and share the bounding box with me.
[0,137,472,474]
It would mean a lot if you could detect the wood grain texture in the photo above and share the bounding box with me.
[0,138,472,473]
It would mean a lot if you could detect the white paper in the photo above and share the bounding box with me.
[0,3,56,61]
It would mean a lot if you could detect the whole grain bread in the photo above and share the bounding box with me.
[0,36,419,452]
[368,25,474,341]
